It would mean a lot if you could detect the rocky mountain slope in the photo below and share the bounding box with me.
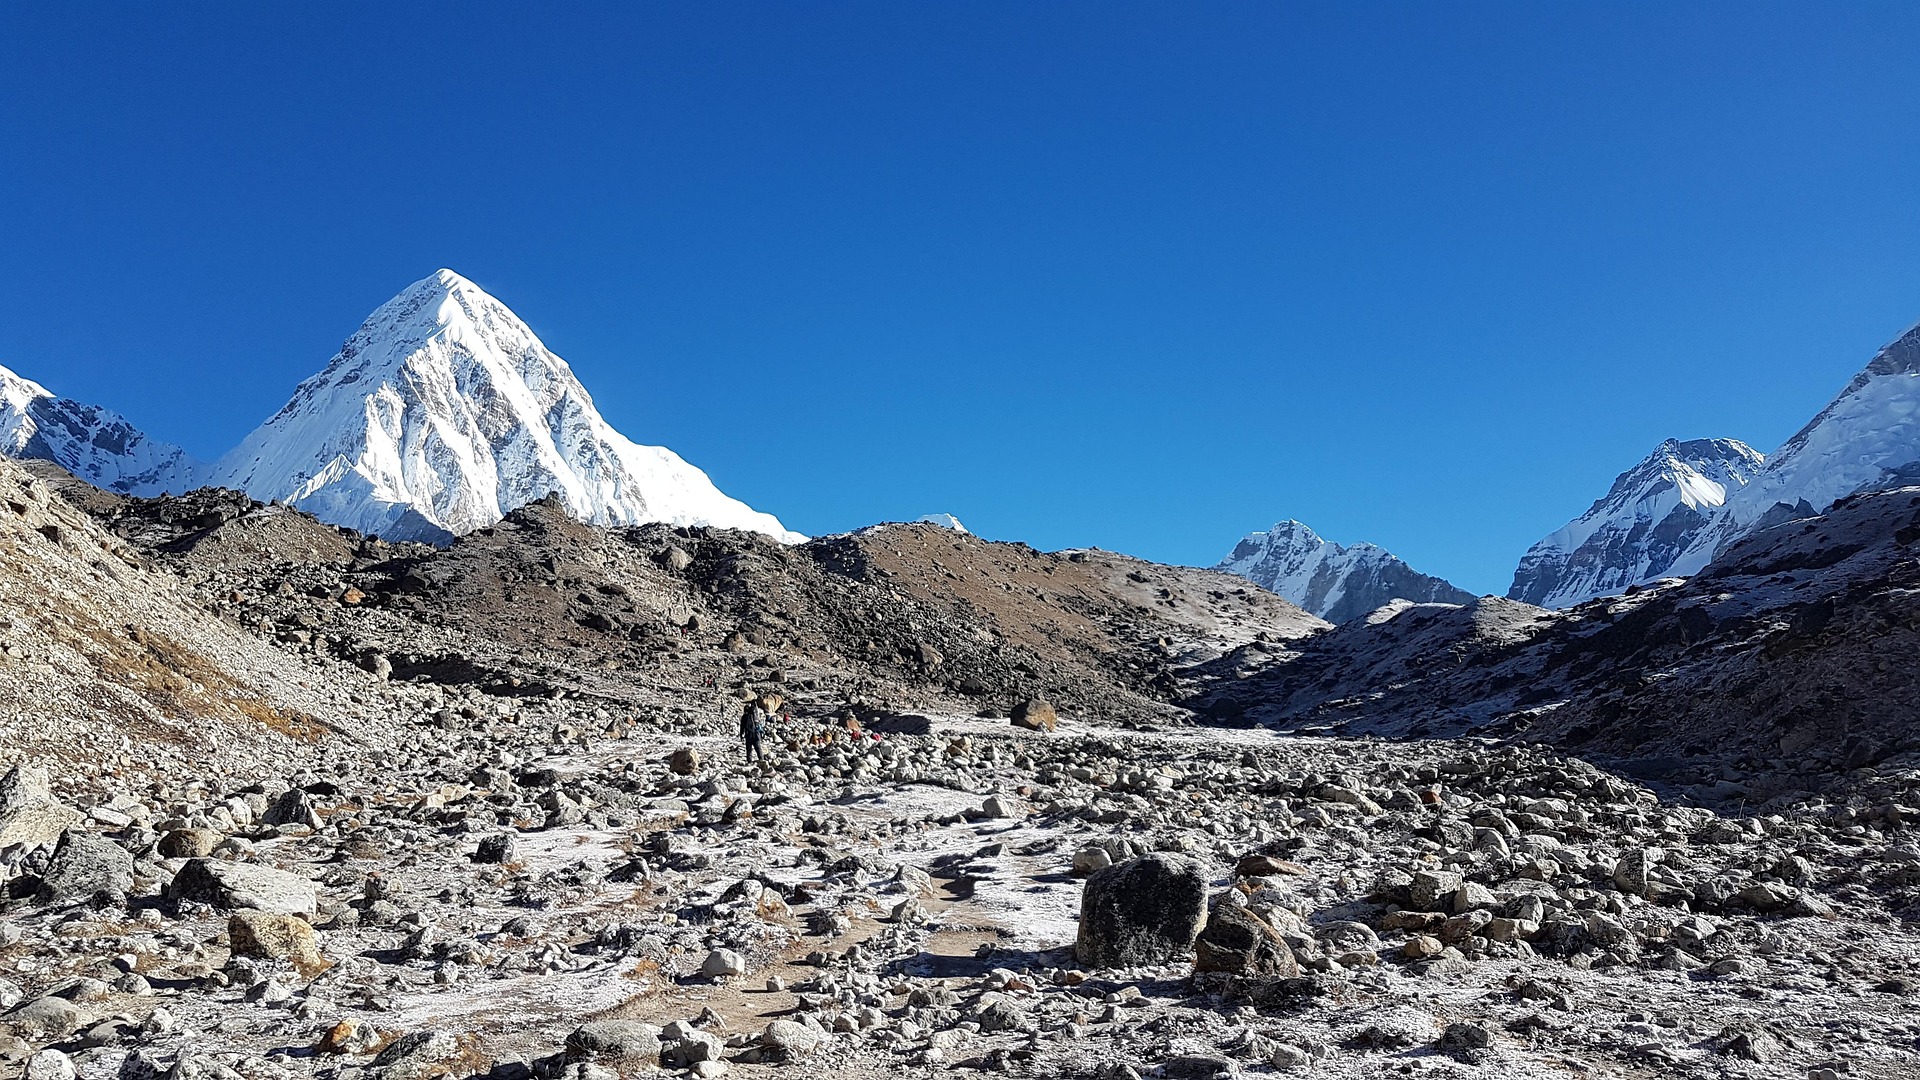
[1508,438,1764,608]
[209,270,800,545]
[1195,484,1920,803]
[1217,519,1475,623]
[0,364,202,497]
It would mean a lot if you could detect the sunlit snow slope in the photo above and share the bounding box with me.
[1507,438,1763,608]
[1670,319,1920,575]
[209,270,802,544]
[0,363,203,496]
[1216,519,1475,623]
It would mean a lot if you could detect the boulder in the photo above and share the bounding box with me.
[1194,902,1300,976]
[668,748,702,776]
[565,1020,662,1065]
[228,911,328,977]
[1010,699,1059,732]
[158,829,221,859]
[759,1018,825,1061]
[35,830,133,906]
[1076,853,1208,968]
[0,764,81,850]
[168,858,316,914]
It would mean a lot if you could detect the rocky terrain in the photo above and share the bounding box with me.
[4,456,1920,1080]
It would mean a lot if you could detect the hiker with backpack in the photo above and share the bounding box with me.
[739,701,767,765]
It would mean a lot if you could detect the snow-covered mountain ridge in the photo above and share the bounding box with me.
[206,270,802,544]
[1217,519,1475,623]
[1669,317,1920,575]
[0,363,203,496]
[1507,437,1763,608]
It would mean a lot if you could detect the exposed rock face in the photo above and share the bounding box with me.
[1076,853,1209,968]
[1509,438,1763,608]
[1217,519,1473,623]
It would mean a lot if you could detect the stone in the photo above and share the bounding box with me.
[168,858,317,914]
[1076,853,1208,969]
[566,1020,663,1064]
[158,829,221,859]
[369,1031,487,1080]
[228,911,328,977]
[36,829,134,906]
[1195,902,1300,976]
[473,834,516,864]
[980,795,1019,819]
[1010,699,1058,732]
[1,997,80,1042]
[1409,869,1463,911]
[1233,854,1307,877]
[700,948,747,978]
[25,1050,75,1080]
[669,748,702,776]
[0,763,82,850]
[756,1014,825,1060]
[1072,845,1114,876]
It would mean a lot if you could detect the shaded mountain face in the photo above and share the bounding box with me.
[1671,319,1920,575]
[1216,519,1475,623]
[1508,437,1763,608]
[0,363,202,496]
[207,269,800,545]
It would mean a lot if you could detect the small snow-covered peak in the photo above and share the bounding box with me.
[1507,436,1762,608]
[0,362,202,496]
[1218,518,1473,623]
[211,271,802,545]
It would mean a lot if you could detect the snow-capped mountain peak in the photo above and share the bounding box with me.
[1507,437,1763,608]
[209,270,802,544]
[1217,519,1474,623]
[0,362,202,496]
[1669,318,1920,574]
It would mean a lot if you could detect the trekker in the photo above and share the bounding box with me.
[740,702,767,765]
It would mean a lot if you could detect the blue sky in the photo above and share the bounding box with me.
[5,4,1920,594]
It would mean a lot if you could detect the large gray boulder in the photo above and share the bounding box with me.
[565,1020,662,1065]
[0,764,82,851]
[35,830,134,906]
[1076,853,1209,968]
[167,858,316,915]
[1194,901,1300,976]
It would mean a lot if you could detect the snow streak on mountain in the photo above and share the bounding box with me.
[1216,519,1474,623]
[209,270,802,545]
[1507,438,1764,608]
[0,363,202,496]
[1669,319,1920,575]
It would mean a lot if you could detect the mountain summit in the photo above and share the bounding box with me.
[0,363,202,496]
[1508,437,1763,608]
[209,270,801,544]
[1216,519,1474,623]
[1668,318,1920,575]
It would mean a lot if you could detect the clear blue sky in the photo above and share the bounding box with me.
[5,4,1920,595]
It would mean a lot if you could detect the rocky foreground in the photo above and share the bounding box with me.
[4,696,1920,1080]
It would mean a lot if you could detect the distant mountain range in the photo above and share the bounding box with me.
[8,273,1920,610]
[1214,520,1474,623]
